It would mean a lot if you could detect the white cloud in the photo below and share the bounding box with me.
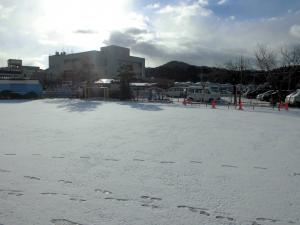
[217,0,227,5]
[290,24,300,38]
[146,3,160,9]
[218,0,227,5]
[126,1,300,67]
[0,0,145,67]
[0,4,15,19]
[229,15,235,20]
[198,0,209,6]
[157,2,212,17]
[1,0,300,68]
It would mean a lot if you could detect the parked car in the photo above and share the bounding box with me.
[187,86,220,102]
[286,89,300,106]
[166,87,186,98]
[246,89,268,99]
[285,91,297,104]
[256,90,273,101]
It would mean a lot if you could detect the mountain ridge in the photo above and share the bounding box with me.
[145,61,300,89]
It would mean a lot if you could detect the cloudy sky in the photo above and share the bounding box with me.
[0,0,300,68]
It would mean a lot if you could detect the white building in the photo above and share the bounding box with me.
[0,59,41,80]
[49,45,145,83]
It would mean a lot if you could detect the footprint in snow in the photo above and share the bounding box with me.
[40,192,58,195]
[256,217,279,223]
[141,195,162,201]
[58,180,72,184]
[104,197,130,202]
[95,189,112,195]
[116,198,130,202]
[253,166,268,170]
[0,189,23,196]
[24,175,40,180]
[104,158,119,161]
[222,164,238,168]
[7,192,24,196]
[141,204,160,209]
[251,221,262,225]
[160,161,176,164]
[200,210,210,216]
[0,169,10,173]
[69,198,87,202]
[190,161,202,164]
[133,159,145,162]
[177,205,208,213]
[51,219,84,225]
[215,215,235,221]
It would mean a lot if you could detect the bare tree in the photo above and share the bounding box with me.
[225,56,250,105]
[118,64,134,100]
[280,45,300,90]
[255,44,277,87]
[255,44,277,71]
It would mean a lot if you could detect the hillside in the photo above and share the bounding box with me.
[145,61,300,88]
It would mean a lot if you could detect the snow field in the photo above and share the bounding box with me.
[0,99,300,225]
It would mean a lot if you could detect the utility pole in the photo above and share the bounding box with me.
[239,56,244,107]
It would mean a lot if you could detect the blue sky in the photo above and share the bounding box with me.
[139,0,300,19]
[0,0,300,68]
[207,0,300,19]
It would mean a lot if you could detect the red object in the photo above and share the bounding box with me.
[278,102,282,111]
[238,101,243,110]
[212,100,216,109]
[285,102,289,111]
[183,99,192,105]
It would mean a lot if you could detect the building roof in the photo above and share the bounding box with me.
[94,79,115,84]
[130,83,157,87]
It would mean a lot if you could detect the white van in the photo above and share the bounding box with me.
[187,86,220,102]
[166,87,186,98]
[286,89,300,106]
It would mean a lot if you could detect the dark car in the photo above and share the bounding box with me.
[246,89,269,99]
[257,90,274,101]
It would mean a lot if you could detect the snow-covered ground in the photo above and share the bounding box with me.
[0,99,300,225]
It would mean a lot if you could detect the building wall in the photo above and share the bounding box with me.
[0,80,43,95]
[0,69,24,79]
[48,46,145,82]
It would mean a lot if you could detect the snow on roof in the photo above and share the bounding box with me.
[94,79,115,84]
[130,83,157,87]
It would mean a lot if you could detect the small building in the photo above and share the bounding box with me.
[1,59,43,80]
[0,60,43,98]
